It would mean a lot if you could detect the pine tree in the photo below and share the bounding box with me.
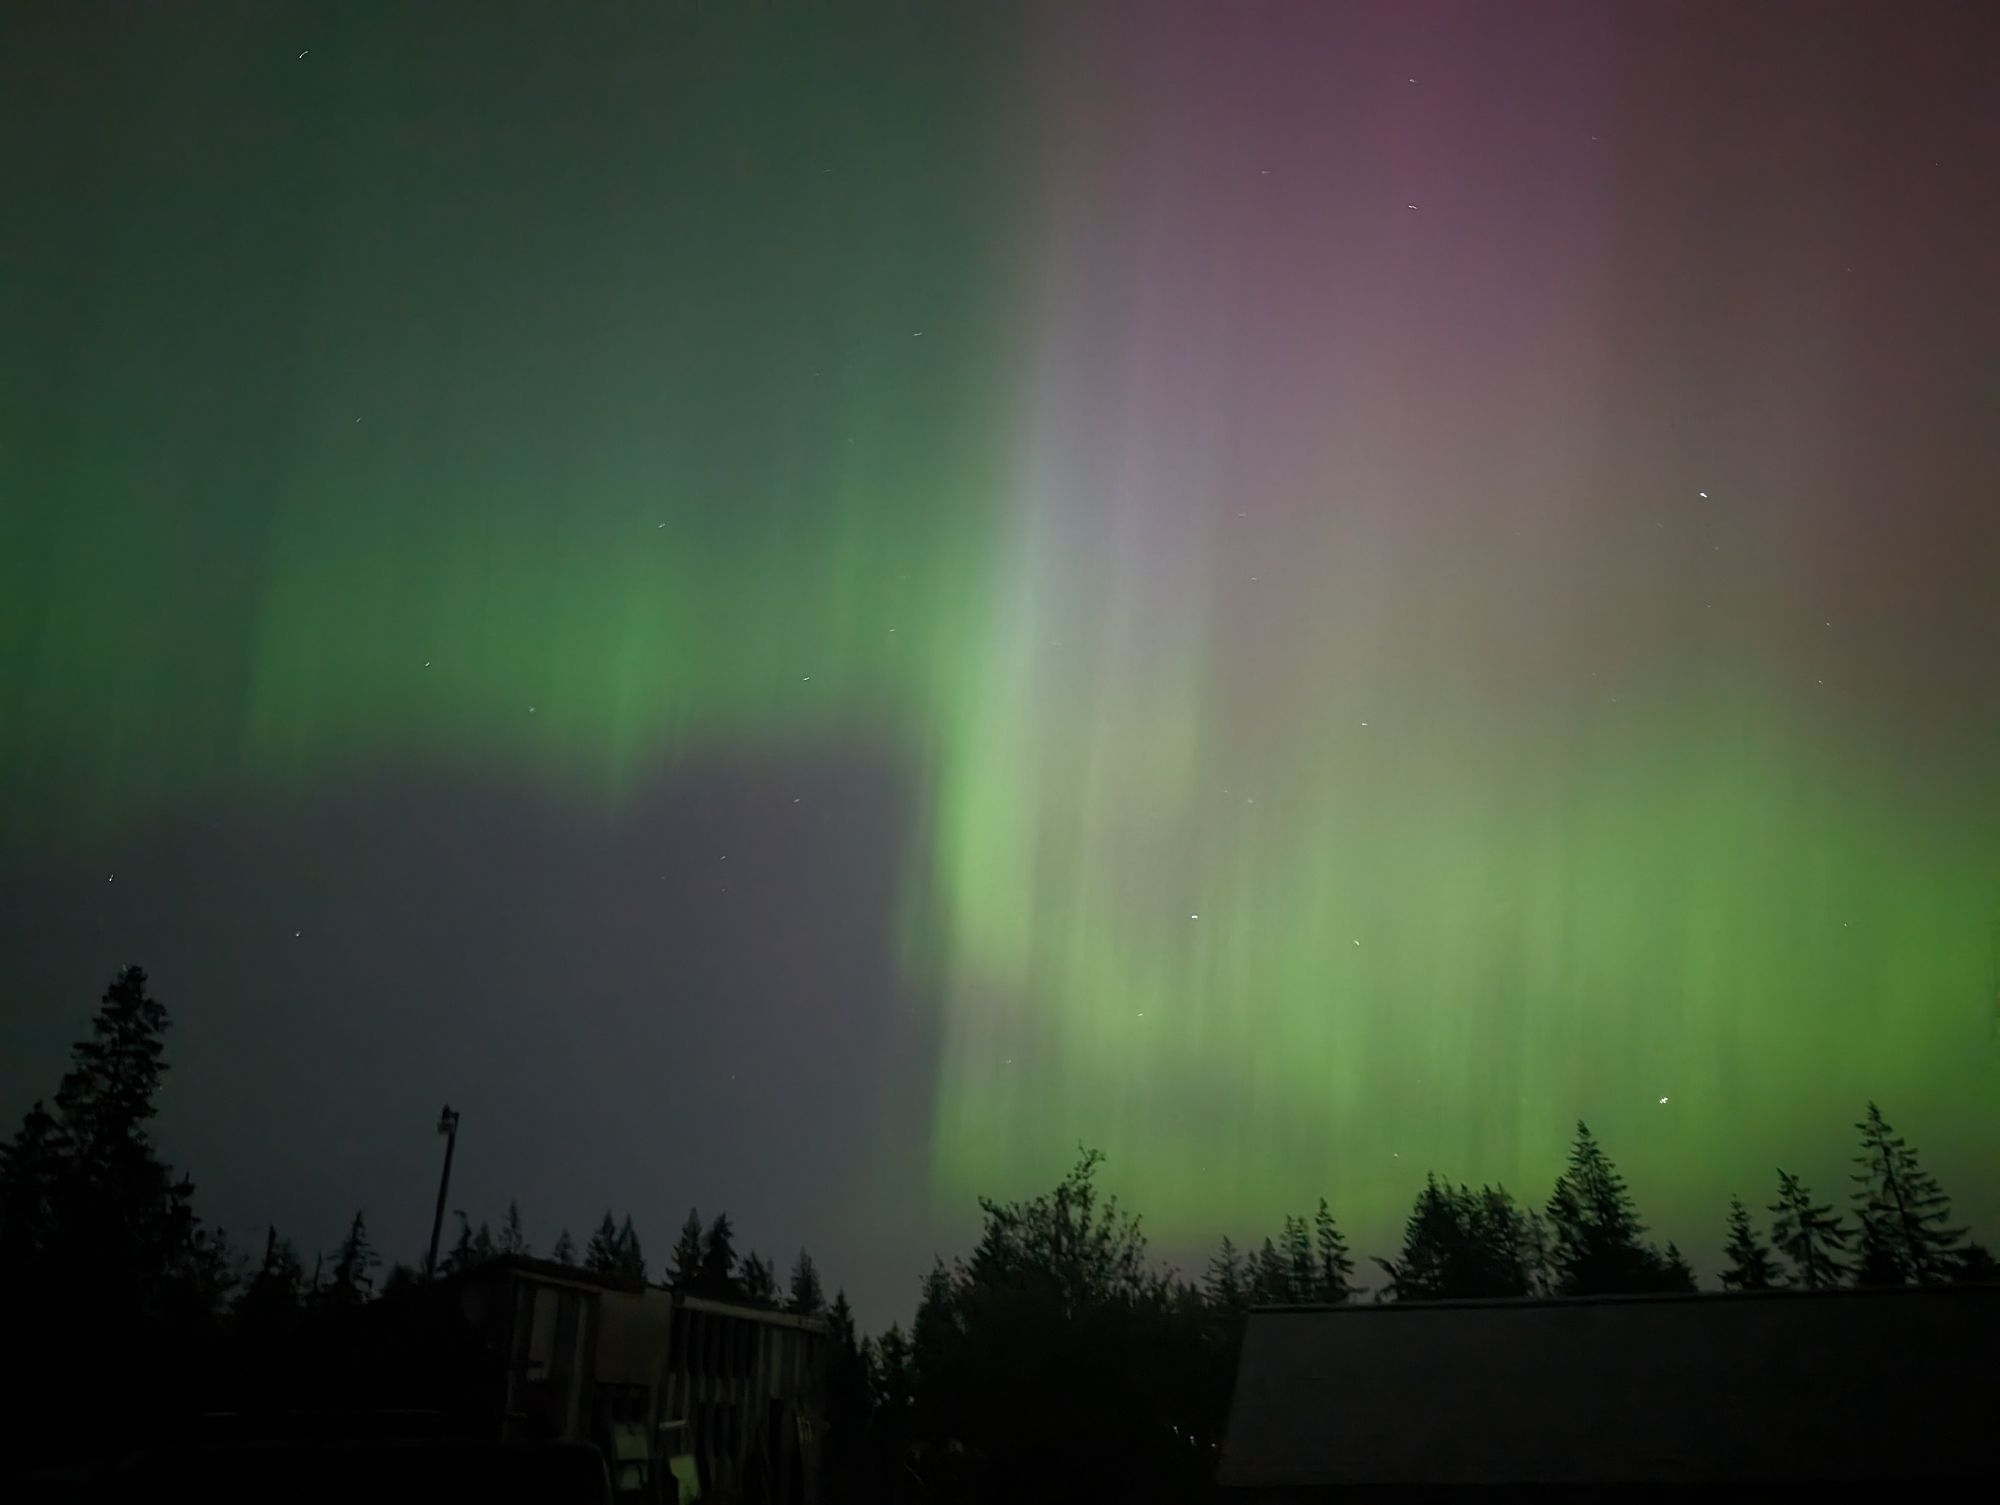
[0,1101,69,1273]
[1281,1214,1315,1301]
[821,1288,870,1487]
[826,1289,858,1348]
[698,1212,738,1296]
[585,1211,623,1275]
[1251,1236,1291,1304]
[872,1323,914,1416]
[615,1214,645,1282]
[1854,1212,1906,1287]
[1203,1235,1246,1313]
[1849,1102,1966,1286]
[787,1249,825,1315]
[1719,1195,1780,1290]
[1313,1198,1355,1303]
[9,967,212,1313]
[1769,1170,1850,1289]
[669,1208,705,1288]
[470,1220,497,1264]
[1376,1175,1460,1300]
[237,1225,306,1324]
[740,1249,777,1305]
[328,1210,378,1306]
[500,1200,528,1257]
[1378,1178,1541,1300]
[909,1260,963,1411]
[1659,1242,1697,1292]
[1470,1185,1543,1298]
[1952,1242,2000,1283]
[551,1227,578,1266]
[1544,1122,1682,1295]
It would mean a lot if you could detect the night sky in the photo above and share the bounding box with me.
[3,1,1996,1331]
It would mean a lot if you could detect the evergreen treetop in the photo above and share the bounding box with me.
[1849,1102,1965,1286]
[1769,1169,1850,1290]
[1719,1195,1780,1291]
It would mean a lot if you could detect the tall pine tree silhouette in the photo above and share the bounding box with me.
[1251,1237,1292,1304]
[1313,1199,1355,1304]
[584,1211,624,1276]
[1719,1195,1780,1290]
[500,1199,528,1257]
[8,966,214,1311]
[1544,1122,1681,1295]
[1282,1214,1315,1301]
[1769,1170,1850,1289]
[1849,1102,1965,1286]
[1376,1175,1461,1300]
[699,1213,738,1296]
[669,1208,705,1288]
[787,1249,825,1314]
[324,1211,377,1308]
[615,1215,645,1282]
[740,1249,777,1305]
[1379,1177,1542,1299]
[1204,1236,1247,1313]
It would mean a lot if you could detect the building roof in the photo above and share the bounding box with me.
[1219,1284,2000,1492]
[463,1254,827,1331]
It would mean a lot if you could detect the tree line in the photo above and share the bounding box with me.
[4,966,1994,1500]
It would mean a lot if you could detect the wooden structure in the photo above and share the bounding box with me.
[449,1256,826,1504]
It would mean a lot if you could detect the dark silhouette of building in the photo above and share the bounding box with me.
[1218,1285,2000,1497]
[448,1255,827,1504]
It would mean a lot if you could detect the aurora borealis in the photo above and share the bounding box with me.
[3,2,1996,1317]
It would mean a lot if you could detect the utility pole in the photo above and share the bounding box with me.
[426,1104,460,1279]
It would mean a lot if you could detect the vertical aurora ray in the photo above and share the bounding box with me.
[922,3,2000,1236]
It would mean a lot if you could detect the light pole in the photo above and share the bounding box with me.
[426,1104,460,1279]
